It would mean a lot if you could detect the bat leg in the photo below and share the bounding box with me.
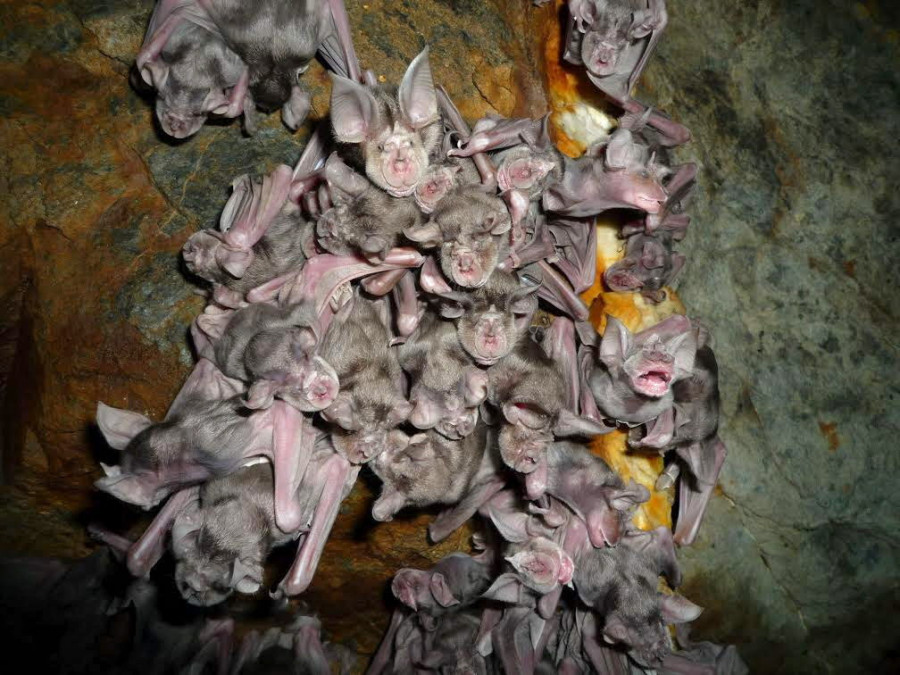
[87,525,132,561]
[436,87,497,186]
[393,271,420,337]
[673,438,727,546]
[268,403,316,533]
[126,487,199,577]
[278,456,355,595]
[428,478,506,542]
[367,609,406,675]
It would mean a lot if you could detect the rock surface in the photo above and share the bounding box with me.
[0,0,897,672]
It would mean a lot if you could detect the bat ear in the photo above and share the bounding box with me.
[485,213,511,236]
[502,402,549,430]
[659,593,703,625]
[215,247,254,279]
[141,60,169,90]
[330,74,379,143]
[508,284,539,331]
[429,573,460,608]
[399,48,439,130]
[608,480,651,510]
[231,559,261,594]
[405,436,435,462]
[96,403,153,450]
[321,393,358,430]
[599,316,633,370]
[201,89,230,115]
[219,174,254,233]
[387,400,414,426]
[602,618,630,645]
[290,326,318,354]
[481,572,524,604]
[605,129,636,170]
[552,409,610,437]
[668,329,697,380]
[360,234,389,260]
[245,380,278,410]
[403,221,443,248]
[437,292,473,319]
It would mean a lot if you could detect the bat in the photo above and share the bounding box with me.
[504,536,574,596]
[210,300,339,412]
[397,310,487,439]
[330,49,443,196]
[230,614,351,675]
[370,425,492,523]
[603,230,686,303]
[437,271,539,365]
[182,164,309,300]
[391,552,493,621]
[95,358,317,534]
[317,294,413,464]
[135,1,250,139]
[589,314,697,429]
[173,463,296,607]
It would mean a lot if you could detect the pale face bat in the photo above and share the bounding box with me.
[405,186,512,288]
[370,425,490,522]
[438,272,539,366]
[174,463,294,606]
[590,315,697,426]
[330,49,443,196]
[603,230,686,303]
[494,145,562,200]
[136,6,250,139]
[212,301,339,412]
[397,311,486,439]
[504,537,574,596]
[318,295,412,463]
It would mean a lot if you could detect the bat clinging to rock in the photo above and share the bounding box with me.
[330,49,443,196]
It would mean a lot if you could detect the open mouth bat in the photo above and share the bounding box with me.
[317,294,412,464]
[330,49,443,197]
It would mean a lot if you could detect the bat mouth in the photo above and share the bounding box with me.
[636,193,665,213]
[633,369,673,397]
[606,271,641,291]
[473,333,509,363]
[450,260,488,288]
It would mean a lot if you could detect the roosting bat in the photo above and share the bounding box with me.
[391,552,493,621]
[317,294,412,464]
[603,229,686,303]
[330,49,443,196]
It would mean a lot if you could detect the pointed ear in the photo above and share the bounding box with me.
[321,393,358,430]
[605,129,635,170]
[437,292,472,318]
[216,247,254,279]
[608,480,651,510]
[485,213,511,236]
[668,330,697,380]
[405,437,435,462]
[602,618,630,644]
[245,380,278,410]
[599,316,633,370]
[201,89,230,115]
[553,409,610,437]
[96,403,152,450]
[399,48,439,129]
[330,75,379,143]
[659,593,703,624]
[231,559,261,594]
[141,60,169,89]
[290,326,318,355]
[429,573,460,608]
[481,573,524,604]
[502,402,549,430]
[403,221,443,248]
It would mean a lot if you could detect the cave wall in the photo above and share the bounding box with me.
[0,1,897,672]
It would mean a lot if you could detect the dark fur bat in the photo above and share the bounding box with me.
[397,310,487,439]
[370,425,492,523]
[404,185,512,288]
[604,229,686,303]
[200,0,334,129]
[391,552,493,621]
[95,358,317,534]
[524,440,649,548]
[437,271,539,366]
[182,164,311,301]
[330,49,443,196]
[317,294,412,464]
[589,315,697,430]
[573,521,700,667]
[209,300,339,412]
[172,462,295,606]
[488,332,607,474]
[564,0,691,146]
[136,0,250,138]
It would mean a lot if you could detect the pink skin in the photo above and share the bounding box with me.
[419,256,453,295]
[499,423,553,474]
[446,242,494,288]
[605,260,643,291]
[498,157,556,192]
[473,313,510,364]
[506,538,574,594]
[436,87,498,187]
[393,271,420,337]
[380,132,421,197]
[277,453,357,596]
[414,166,458,213]
[361,268,407,296]
[625,336,676,397]
[534,260,590,321]
[391,571,432,612]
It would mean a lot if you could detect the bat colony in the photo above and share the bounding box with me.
[70,0,747,672]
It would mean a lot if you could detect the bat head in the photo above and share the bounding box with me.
[324,394,413,464]
[330,50,441,197]
[497,151,559,195]
[505,537,574,594]
[600,316,696,398]
[182,230,230,284]
[448,279,538,365]
[434,407,479,440]
[391,568,457,613]
[581,9,632,78]
[414,164,461,213]
[174,550,234,607]
[604,257,642,292]
[498,417,554,474]
[407,381,479,440]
